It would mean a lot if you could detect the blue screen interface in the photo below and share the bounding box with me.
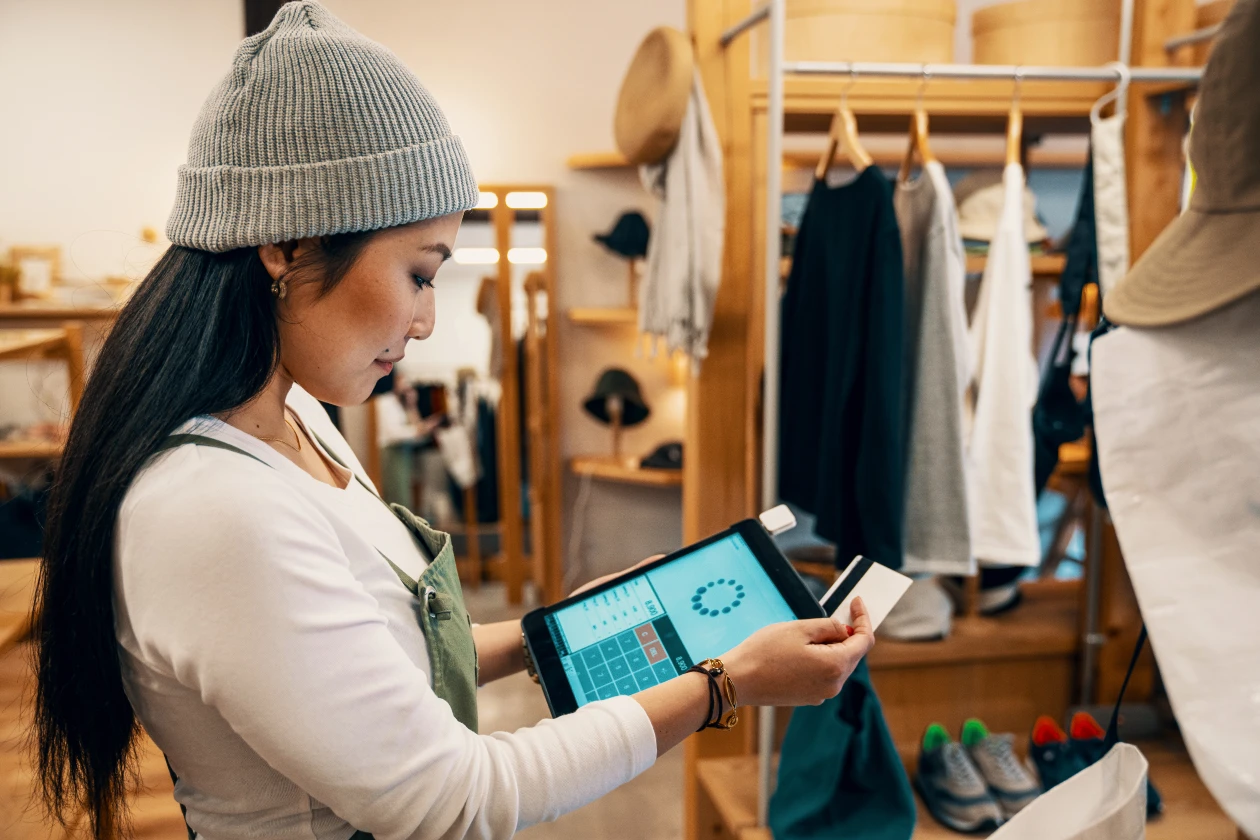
[545,533,796,708]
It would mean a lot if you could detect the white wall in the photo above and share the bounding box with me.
[1,0,687,585]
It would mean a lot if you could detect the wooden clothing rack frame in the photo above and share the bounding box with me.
[681,0,1206,835]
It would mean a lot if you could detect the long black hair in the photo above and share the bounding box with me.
[32,233,372,839]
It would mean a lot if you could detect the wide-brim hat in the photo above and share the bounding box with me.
[614,27,694,166]
[955,170,1049,243]
[583,368,650,427]
[594,211,650,259]
[1105,0,1260,326]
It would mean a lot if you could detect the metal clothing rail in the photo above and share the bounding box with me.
[783,60,1203,83]
[717,0,1205,829]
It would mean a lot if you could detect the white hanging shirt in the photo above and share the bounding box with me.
[1092,291,1260,837]
[966,163,1041,567]
[113,385,656,840]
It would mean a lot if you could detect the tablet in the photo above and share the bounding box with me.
[522,518,825,716]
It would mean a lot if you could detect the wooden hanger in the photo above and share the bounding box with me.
[1005,71,1024,167]
[816,71,873,180]
[898,71,936,183]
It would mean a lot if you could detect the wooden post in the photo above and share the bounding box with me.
[492,189,527,604]
[685,2,761,839]
[462,485,482,589]
[60,321,84,415]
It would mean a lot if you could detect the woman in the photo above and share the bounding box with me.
[32,4,874,839]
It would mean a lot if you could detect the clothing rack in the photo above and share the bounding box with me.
[719,0,1203,827]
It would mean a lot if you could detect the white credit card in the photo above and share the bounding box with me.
[818,555,913,630]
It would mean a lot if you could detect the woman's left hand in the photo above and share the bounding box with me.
[568,555,664,598]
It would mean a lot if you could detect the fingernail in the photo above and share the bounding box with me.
[844,625,855,636]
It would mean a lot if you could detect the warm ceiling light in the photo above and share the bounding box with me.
[453,247,500,265]
[507,247,547,264]
[505,191,548,209]
[475,191,499,209]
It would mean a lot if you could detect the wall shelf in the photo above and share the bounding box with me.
[567,307,638,326]
[569,455,683,488]
[0,440,63,459]
[566,151,631,170]
[966,252,1067,276]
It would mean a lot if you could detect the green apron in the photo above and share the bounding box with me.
[154,433,479,840]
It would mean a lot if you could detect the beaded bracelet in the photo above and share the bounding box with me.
[685,658,740,731]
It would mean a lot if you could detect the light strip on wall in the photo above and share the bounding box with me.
[505,191,548,209]
[475,191,499,209]
[453,247,500,265]
[507,247,547,265]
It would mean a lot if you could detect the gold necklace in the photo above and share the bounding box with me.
[255,416,303,452]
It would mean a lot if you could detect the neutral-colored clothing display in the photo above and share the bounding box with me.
[966,164,1040,568]
[639,70,725,366]
[1091,115,1130,298]
[1092,290,1260,838]
[779,166,905,569]
[894,161,973,576]
[166,2,478,253]
[114,386,656,840]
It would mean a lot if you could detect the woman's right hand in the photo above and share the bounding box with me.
[720,596,875,708]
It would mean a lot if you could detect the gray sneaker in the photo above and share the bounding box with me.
[962,718,1043,818]
[916,724,1004,833]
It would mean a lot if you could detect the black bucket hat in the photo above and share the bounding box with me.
[594,211,650,260]
[582,368,650,426]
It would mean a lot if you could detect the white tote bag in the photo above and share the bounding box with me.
[988,742,1149,840]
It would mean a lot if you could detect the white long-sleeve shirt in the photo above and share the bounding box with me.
[113,386,656,840]
[966,163,1041,567]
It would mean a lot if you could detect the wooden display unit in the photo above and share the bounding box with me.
[681,0,1203,837]
[569,454,684,488]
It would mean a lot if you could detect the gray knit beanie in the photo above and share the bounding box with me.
[166,1,479,252]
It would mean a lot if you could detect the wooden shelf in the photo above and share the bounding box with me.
[966,252,1067,276]
[566,307,638,326]
[754,77,1110,135]
[569,455,683,487]
[0,440,63,459]
[575,147,1086,173]
[566,151,632,170]
[0,329,65,362]
[781,253,1065,282]
[0,299,123,321]
[696,737,1234,840]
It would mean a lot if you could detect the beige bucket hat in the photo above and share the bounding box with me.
[954,170,1049,243]
[614,27,694,166]
[1105,0,1260,326]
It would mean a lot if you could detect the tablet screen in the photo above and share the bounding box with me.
[543,532,797,707]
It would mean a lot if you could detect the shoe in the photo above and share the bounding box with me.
[962,718,1042,818]
[916,723,1004,833]
[1069,712,1163,817]
[1027,715,1088,790]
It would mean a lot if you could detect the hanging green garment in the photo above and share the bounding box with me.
[768,660,917,840]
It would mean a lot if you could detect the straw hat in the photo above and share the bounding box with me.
[1105,0,1260,326]
[954,170,1049,243]
[614,27,694,165]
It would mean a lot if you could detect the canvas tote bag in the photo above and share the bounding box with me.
[989,629,1150,840]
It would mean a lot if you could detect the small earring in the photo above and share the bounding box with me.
[271,276,288,300]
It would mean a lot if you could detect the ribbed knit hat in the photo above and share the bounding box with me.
[167,1,479,252]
